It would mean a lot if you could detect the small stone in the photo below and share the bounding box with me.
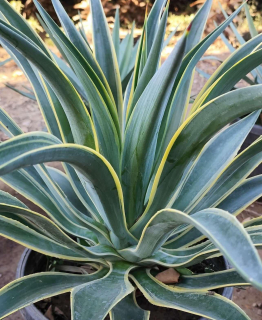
[155,268,180,284]
[253,303,258,308]
[257,310,262,316]
[44,305,54,320]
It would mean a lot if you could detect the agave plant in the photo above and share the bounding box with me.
[1,0,262,319]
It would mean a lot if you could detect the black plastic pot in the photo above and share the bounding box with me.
[17,249,233,320]
[16,249,48,320]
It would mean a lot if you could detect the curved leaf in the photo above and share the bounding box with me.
[0,133,136,248]
[112,8,120,60]
[193,48,262,110]
[34,0,121,151]
[0,269,107,320]
[195,33,262,102]
[0,215,98,261]
[172,112,259,212]
[218,175,262,216]
[90,0,123,122]
[0,0,49,55]
[146,0,167,52]
[0,38,67,142]
[157,2,244,160]
[129,208,262,291]
[176,269,248,290]
[72,262,134,320]
[131,6,168,109]
[122,33,187,226]
[110,293,150,320]
[0,204,99,255]
[47,166,91,216]
[0,18,97,148]
[131,269,250,320]
[0,115,101,240]
[132,85,262,236]
[192,137,262,214]
[49,0,109,89]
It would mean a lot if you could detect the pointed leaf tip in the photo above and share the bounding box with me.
[186,22,192,36]
[145,3,149,18]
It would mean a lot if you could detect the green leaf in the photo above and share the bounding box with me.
[34,0,121,170]
[136,208,262,291]
[0,0,49,56]
[130,5,168,109]
[0,106,102,234]
[4,83,36,101]
[34,0,120,142]
[0,269,107,320]
[131,85,262,237]
[176,269,248,291]
[0,203,99,255]
[72,262,134,320]
[0,18,97,148]
[0,191,42,232]
[131,268,250,320]
[0,129,100,242]
[219,3,245,45]
[218,175,262,216]
[0,107,23,137]
[0,133,136,249]
[0,39,66,141]
[1,168,99,243]
[244,3,258,38]
[193,48,262,110]
[119,24,134,81]
[110,293,150,320]
[157,2,244,160]
[125,26,146,119]
[196,33,262,99]
[90,0,123,123]
[122,33,187,226]
[163,26,179,49]
[192,137,262,214]
[49,0,108,89]
[146,0,167,52]
[33,165,111,244]
[184,0,212,55]
[172,112,259,212]
[0,130,99,237]
[0,190,27,208]
[62,164,102,223]
[138,244,217,268]
[0,215,98,260]
[0,56,11,66]
[78,10,90,45]
[47,166,91,217]
[112,8,120,60]
[51,52,87,100]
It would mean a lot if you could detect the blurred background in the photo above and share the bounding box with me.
[7,0,262,45]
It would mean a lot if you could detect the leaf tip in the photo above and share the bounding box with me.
[186,22,192,36]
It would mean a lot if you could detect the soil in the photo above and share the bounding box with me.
[1,42,262,320]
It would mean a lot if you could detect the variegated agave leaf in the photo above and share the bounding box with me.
[0,0,262,319]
